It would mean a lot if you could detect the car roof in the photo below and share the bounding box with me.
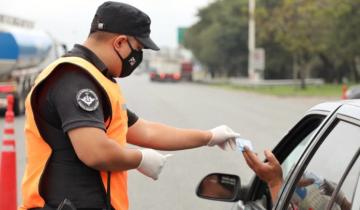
[307,99,360,115]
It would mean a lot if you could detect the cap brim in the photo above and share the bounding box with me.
[136,36,160,51]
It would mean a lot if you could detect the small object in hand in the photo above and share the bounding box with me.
[236,137,254,152]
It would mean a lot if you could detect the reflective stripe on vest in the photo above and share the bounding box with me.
[20,57,129,210]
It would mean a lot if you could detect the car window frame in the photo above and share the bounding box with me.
[275,103,360,210]
[245,110,332,205]
[350,172,360,209]
[327,148,359,210]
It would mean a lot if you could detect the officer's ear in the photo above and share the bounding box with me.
[113,35,128,51]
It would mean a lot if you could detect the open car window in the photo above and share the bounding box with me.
[281,128,317,179]
[247,114,326,206]
[275,114,326,181]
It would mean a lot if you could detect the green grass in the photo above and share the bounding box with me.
[211,83,346,97]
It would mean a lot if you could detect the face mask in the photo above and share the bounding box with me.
[114,41,143,78]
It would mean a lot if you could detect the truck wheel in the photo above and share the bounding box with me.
[14,94,25,116]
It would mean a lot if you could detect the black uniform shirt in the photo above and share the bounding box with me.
[34,44,138,208]
[37,44,138,132]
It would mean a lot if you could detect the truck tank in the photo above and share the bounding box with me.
[0,21,65,115]
[0,25,53,78]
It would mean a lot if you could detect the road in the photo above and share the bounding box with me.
[1,74,335,209]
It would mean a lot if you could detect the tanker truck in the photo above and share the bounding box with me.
[0,14,66,115]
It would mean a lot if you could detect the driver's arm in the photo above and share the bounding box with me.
[242,148,284,203]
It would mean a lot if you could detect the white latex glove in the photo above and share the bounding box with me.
[208,125,241,151]
[137,149,172,180]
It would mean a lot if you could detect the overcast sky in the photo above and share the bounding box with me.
[1,0,211,48]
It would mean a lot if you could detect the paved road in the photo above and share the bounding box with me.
[1,74,335,209]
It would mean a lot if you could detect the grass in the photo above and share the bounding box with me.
[211,83,345,97]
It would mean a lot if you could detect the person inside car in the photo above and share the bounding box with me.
[242,147,352,210]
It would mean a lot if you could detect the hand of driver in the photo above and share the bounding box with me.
[243,148,283,188]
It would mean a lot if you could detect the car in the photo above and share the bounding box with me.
[346,85,360,99]
[149,71,181,82]
[196,100,360,210]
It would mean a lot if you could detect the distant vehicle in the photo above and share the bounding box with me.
[346,85,360,99]
[0,14,66,115]
[180,61,193,81]
[149,71,182,82]
[196,100,360,210]
[149,59,193,82]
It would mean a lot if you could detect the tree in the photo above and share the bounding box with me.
[185,0,359,84]
[184,0,249,77]
[258,0,360,85]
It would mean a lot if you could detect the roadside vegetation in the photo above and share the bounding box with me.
[184,0,359,89]
[210,83,344,97]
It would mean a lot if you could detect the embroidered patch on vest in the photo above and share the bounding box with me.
[76,89,99,112]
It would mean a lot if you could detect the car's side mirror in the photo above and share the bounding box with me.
[196,173,240,202]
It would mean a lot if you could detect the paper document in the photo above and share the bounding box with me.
[235,137,254,152]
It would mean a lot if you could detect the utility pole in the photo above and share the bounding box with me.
[248,0,258,81]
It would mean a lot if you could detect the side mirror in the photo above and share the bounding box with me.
[196,173,240,202]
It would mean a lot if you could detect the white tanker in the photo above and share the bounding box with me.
[0,14,66,115]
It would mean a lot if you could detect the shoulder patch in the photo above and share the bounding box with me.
[76,89,99,112]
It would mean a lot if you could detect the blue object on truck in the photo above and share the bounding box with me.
[0,16,65,115]
[0,27,53,77]
[0,32,18,60]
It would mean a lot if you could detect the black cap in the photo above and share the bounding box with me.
[90,1,160,51]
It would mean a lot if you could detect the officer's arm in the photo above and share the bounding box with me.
[68,127,142,171]
[127,118,212,150]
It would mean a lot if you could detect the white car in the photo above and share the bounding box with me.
[196,100,360,210]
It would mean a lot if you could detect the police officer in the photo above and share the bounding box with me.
[20,2,240,210]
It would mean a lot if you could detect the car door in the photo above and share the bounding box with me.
[195,102,342,209]
[244,106,337,208]
[274,103,360,210]
[350,163,360,210]
[327,149,359,210]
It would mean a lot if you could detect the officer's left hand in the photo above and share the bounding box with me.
[208,125,240,151]
[137,149,172,180]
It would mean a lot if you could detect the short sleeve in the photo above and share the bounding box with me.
[127,108,139,127]
[49,65,107,132]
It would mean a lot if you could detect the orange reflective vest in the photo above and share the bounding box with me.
[20,57,129,210]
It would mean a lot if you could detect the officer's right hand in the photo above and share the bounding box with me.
[208,125,240,151]
[137,149,172,180]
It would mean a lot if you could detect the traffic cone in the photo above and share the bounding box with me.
[342,84,348,100]
[0,94,17,210]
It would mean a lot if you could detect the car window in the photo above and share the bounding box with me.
[248,115,325,205]
[281,129,316,178]
[279,115,326,180]
[328,150,359,210]
[351,175,360,210]
[287,120,360,210]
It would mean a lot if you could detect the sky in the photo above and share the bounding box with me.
[0,0,211,48]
